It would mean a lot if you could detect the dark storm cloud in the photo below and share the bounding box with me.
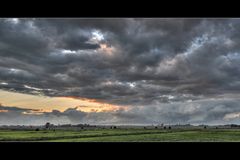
[59,34,100,50]
[1,18,240,124]
[0,104,37,112]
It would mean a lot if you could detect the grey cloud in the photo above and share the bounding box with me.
[1,18,240,124]
[1,95,240,125]
[0,105,36,112]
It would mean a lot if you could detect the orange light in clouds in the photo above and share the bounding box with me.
[59,96,128,112]
[0,89,128,113]
[62,96,101,103]
[0,110,8,113]
[99,44,115,55]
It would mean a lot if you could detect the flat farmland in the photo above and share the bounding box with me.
[1,128,240,142]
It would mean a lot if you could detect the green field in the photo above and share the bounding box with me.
[1,128,240,142]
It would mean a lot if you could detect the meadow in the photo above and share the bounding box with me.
[1,128,240,142]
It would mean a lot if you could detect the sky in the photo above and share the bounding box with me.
[0,18,240,125]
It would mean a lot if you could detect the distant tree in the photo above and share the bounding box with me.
[45,122,50,129]
[204,126,207,129]
[144,127,146,129]
[163,126,166,129]
[35,128,40,131]
[113,126,117,129]
[155,126,158,129]
[168,126,171,129]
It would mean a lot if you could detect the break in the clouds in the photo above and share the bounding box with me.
[1,18,240,125]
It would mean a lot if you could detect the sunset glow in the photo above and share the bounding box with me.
[0,89,126,113]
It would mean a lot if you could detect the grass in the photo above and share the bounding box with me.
[1,128,240,142]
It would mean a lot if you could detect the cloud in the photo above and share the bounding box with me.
[1,93,240,125]
[1,18,240,124]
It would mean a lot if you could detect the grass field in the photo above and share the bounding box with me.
[1,128,240,142]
